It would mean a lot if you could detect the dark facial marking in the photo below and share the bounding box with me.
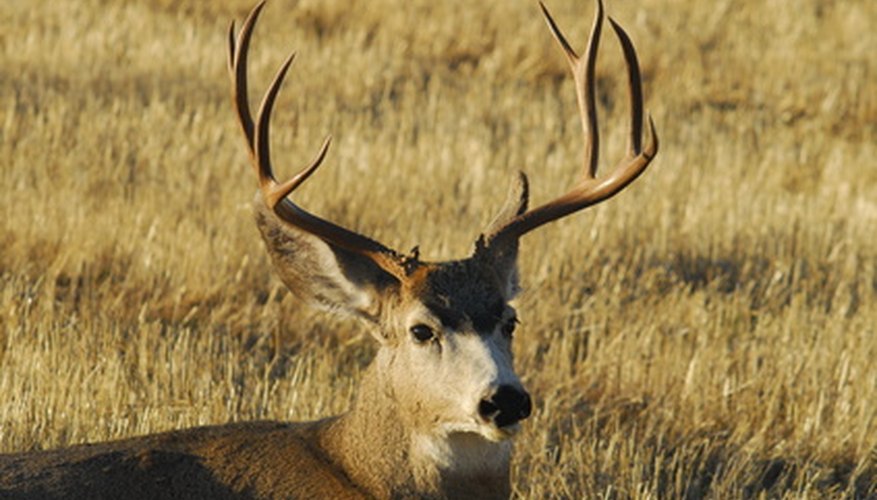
[424,303,465,331]
[419,260,508,334]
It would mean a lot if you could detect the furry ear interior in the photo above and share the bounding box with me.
[476,173,529,299]
[252,197,400,329]
[482,172,529,240]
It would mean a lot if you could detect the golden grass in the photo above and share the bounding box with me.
[2,0,876,497]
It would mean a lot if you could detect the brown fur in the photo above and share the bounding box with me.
[0,358,510,499]
[0,421,363,499]
[1,198,518,500]
[0,0,657,496]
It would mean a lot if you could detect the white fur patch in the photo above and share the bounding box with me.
[412,431,511,476]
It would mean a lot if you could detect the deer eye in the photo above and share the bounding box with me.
[410,324,436,343]
[501,318,518,338]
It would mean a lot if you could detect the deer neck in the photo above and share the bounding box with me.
[320,349,512,499]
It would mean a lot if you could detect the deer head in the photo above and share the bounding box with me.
[227,0,657,448]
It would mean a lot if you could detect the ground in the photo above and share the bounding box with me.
[1,0,876,497]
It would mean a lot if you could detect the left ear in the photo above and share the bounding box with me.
[474,172,529,299]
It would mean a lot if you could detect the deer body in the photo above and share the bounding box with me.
[0,359,511,499]
[0,1,658,498]
[0,421,361,499]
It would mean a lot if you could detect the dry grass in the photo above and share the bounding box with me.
[2,0,876,497]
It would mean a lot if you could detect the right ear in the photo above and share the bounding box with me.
[252,197,400,326]
[475,172,529,300]
[229,3,406,333]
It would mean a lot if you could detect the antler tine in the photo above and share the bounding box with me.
[227,21,236,89]
[482,1,658,249]
[609,17,644,159]
[253,50,304,202]
[229,2,410,281]
[229,0,265,153]
[606,16,658,176]
[538,0,602,179]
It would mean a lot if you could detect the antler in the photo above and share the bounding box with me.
[228,1,413,280]
[483,0,659,248]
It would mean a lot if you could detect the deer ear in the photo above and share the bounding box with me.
[253,199,400,324]
[476,173,529,299]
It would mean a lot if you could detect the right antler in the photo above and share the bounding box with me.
[482,0,658,249]
[227,1,413,280]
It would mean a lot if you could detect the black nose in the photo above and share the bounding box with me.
[478,384,532,428]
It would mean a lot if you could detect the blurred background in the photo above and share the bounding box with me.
[1,0,875,496]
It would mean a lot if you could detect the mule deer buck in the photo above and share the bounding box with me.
[0,1,657,498]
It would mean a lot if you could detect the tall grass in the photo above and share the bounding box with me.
[2,0,875,497]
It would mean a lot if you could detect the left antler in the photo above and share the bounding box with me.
[483,0,658,248]
[227,1,413,281]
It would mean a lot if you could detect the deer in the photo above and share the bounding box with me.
[0,1,657,498]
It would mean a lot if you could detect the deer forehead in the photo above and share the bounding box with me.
[402,260,510,334]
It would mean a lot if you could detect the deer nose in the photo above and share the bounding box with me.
[478,385,532,428]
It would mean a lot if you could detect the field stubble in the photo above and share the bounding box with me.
[1,0,876,497]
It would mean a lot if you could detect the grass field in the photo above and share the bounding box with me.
[2,0,876,497]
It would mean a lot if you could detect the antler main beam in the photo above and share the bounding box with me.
[484,0,658,248]
[229,0,657,271]
[227,1,410,280]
